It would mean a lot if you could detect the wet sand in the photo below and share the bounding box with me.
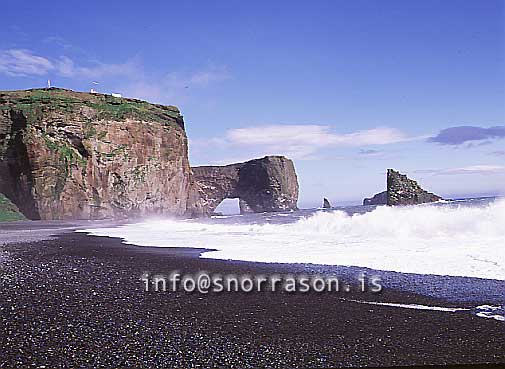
[1,224,504,368]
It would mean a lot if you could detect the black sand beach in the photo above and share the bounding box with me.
[1,224,504,368]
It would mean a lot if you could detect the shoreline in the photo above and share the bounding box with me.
[3,220,504,305]
[1,224,504,367]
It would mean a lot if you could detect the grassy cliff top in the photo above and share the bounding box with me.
[0,193,26,222]
[0,88,184,129]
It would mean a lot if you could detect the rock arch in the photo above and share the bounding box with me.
[185,156,299,217]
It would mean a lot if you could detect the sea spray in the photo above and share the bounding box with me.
[78,199,505,280]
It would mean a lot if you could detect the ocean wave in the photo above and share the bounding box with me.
[345,299,505,322]
[475,305,505,321]
[78,199,505,280]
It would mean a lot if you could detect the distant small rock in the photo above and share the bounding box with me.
[322,198,332,209]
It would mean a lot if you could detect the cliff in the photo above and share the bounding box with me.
[363,169,442,206]
[185,156,299,217]
[0,88,190,220]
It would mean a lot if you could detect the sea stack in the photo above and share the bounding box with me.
[322,198,332,208]
[363,169,442,206]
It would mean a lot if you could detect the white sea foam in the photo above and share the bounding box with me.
[345,300,505,321]
[78,199,505,280]
[475,305,505,321]
[345,299,470,312]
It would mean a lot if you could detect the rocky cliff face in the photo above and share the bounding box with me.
[185,156,299,217]
[363,191,387,206]
[363,169,442,206]
[0,88,190,220]
[387,169,442,205]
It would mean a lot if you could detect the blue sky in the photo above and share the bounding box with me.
[1,0,504,207]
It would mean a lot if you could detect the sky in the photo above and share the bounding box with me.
[1,0,504,208]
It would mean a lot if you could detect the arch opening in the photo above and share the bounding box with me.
[214,198,240,215]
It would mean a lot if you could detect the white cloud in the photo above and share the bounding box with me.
[56,56,138,80]
[227,125,409,146]
[121,67,230,105]
[189,66,230,86]
[0,48,230,105]
[358,149,386,158]
[223,125,412,159]
[0,48,137,80]
[0,49,54,76]
[415,165,505,176]
[441,165,505,175]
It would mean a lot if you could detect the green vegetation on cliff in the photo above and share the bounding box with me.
[0,194,26,221]
[0,88,191,220]
[41,133,88,199]
[0,88,183,128]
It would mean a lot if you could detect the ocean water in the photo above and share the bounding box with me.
[79,197,505,281]
[78,197,505,321]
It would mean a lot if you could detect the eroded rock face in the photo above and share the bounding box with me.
[363,169,442,206]
[387,169,442,205]
[0,88,190,220]
[185,156,299,217]
[363,191,387,206]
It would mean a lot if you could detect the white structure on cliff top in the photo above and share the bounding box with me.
[90,81,99,93]
[89,81,122,97]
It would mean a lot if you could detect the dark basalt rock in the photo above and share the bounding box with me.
[322,198,332,209]
[387,169,442,205]
[363,169,442,206]
[363,191,387,206]
[185,156,299,217]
